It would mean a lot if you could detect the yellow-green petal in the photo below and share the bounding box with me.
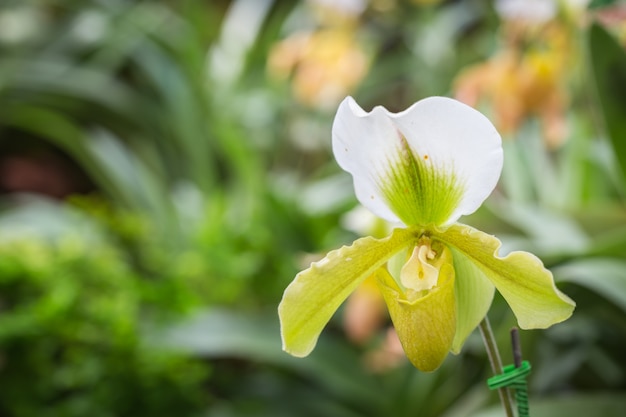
[279,228,415,357]
[375,264,456,372]
[448,246,495,353]
[435,224,575,329]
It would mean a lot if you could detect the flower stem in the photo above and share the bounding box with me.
[479,317,516,417]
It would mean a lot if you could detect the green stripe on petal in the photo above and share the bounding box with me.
[391,97,503,225]
[435,224,575,329]
[376,263,456,372]
[279,228,415,357]
[378,133,465,226]
[448,246,495,353]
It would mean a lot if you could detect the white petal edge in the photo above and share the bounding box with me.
[332,97,404,224]
[332,96,502,226]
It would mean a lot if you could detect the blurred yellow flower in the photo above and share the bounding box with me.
[454,9,578,148]
[455,48,567,148]
[268,29,370,110]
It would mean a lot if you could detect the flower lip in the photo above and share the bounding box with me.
[332,96,503,227]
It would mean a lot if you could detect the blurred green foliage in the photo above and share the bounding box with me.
[0,0,626,416]
[0,214,208,416]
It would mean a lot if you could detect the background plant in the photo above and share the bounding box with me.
[0,0,625,416]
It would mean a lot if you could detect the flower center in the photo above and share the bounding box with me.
[400,240,439,292]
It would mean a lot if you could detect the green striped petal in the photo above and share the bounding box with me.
[434,224,575,330]
[279,228,415,357]
[332,96,502,227]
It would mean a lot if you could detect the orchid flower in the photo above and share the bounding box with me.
[278,96,575,372]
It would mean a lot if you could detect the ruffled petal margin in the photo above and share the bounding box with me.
[435,224,575,330]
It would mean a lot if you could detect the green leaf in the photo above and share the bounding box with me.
[151,308,385,411]
[279,228,415,357]
[588,22,626,184]
[489,200,590,256]
[448,246,495,353]
[434,224,575,329]
[376,263,456,372]
[554,258,626,313]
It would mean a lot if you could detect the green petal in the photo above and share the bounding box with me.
[279,228,415,357]
[449,246,495,353]
[435,224,575,329]
[375,264,456,372]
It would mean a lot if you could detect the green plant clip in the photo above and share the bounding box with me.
[487,360,531,417]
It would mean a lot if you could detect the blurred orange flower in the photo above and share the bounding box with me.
[344,276,409,373]
[364,328,407,373]
[454,7,579,148]
[343,274,387,345]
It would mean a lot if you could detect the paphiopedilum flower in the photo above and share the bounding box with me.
[278,96,575,372]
